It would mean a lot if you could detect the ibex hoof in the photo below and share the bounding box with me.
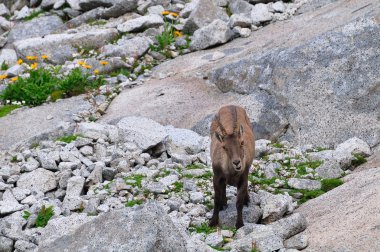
[235,221,244,229]
[209,218,219,227]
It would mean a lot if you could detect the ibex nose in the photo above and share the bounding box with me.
[233,160,240,166]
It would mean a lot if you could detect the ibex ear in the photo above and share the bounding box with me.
[239,125,244,136]
[215,132,224,143]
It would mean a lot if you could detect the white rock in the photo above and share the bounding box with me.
[259,190,294,224]
[17,168,57,193]
[251,3,273,25]
[335,137,372,157]
[159,174,179,187]
[0,190,25,215]
[205,232,224,247]
[288,178,321,190]
[272,1,286,13]
[117,14,164,33]
[189,191,204,204]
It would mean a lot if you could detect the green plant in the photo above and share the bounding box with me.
[88,115,97,122]
[0,105,21,118]
[10,156,18,163]
[0,68,58,106]
[24,10,45,21]
[272,143,284,148]
[189,222,216,235]
[126,199,144,207]
[22,210,31,220]
[30,142,40,149]
[298,190,325,204]
[196,170,213,179]
[150,22,175,54]
[59,68,104,97]
[172,181,183,193]
[35,205,54,228]
[1,61,8,70]
[186,164,205,170]
[351,153,367,167]
[87,19,107,26]
[56,135,78,143]
[321,178,343,192]
[124,174,145,188]
[109,68,130,78]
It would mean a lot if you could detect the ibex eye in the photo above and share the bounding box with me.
[222,146,227,150]
[241,141,244,146]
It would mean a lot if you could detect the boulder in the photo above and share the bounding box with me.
[165,125,206,155]
[0,4,10,17]
[335,137,372,157]
[37,203,188,251]
[288,178,321,190]
[100,36,152,59]
[0,236,13,252]
[183,0,228,34]
[0,48,17,66]
[17,168,57,193]
[0,190,25,215]
[116,116,168,152]
[228,0,253,15]
[14,29,119,64]
[8,15,63,43]
[315,160,343,179]
[269,213,307,239]
[251,3,273,25]
[190,19,234,51]
[219,201,262,227]
[259,190,294,223]
[284,232,309,250]
[117,14,164,33]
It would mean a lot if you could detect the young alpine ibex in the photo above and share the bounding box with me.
[209,105,255,229]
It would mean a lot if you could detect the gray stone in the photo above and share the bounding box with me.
[205,232,224,247]
[147,5,164,15]
[190,19,234,51]
[228,0,252,15]
[165,125,206,155]
[17,168,57,193]
[14,240,37,251]
[179,0,198,18]
[147,182,167,194]
[86,162,103,186]
[78,0,113,11]
[189,191,204,204]
[259,190,294,224]
[263,162,280,178]
[0,16,11,31]
[14,29,118,65]
[284,233,309,250]
[8,15,63,43]
[335,137,372,157]
[40,0,56,10]
[288,178,321,190]
[5,64,25,77]
[219,201,262,227]
[79,145,93,156]
[102,167,117,181]
[37,150,58,171]
[13,5,31,20]
[269,213,307,239]
[100,36,152,59]
[229,14,252,28]
[251,3,273,25]
[58,162,79,171]
[159,174,179,187]
[315,160,344,179]
[117,116,168,151]
[53,0,66,9]
[117,14,164,33]
[65,176,85,198]
[224,224,284,251]
[0,4,10,17]
[0,236,13,252]
[11,187,30,201]
[272,1,286,13]
[21,157,40,172]
[37,203,188,251]
[0,48,17,67]
[183,0,228,34]
[0,190,25,215]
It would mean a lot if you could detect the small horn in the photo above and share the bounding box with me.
[231,106,238,135]
[215,114,227,137]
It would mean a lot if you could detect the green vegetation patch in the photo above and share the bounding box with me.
[124,174,145,188]
[22,210,31,220]
[172,181,183,193]
[321,178,344,192]
[126,199,144,207]
[189,222,216,235]
[0,105,21,118]
[24,10,45,21]
[351,153,367,167]
[36,205,54,228]
[295,160,323,176]
[56,134,78,143]
[1,61,8,70]
[186,163,206,170]
[271,143,284,148]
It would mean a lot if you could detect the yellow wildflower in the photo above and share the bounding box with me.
[17,59,23,65]
[162,10,170,15]
[170,12,178,17]
[77,60,86,66]
[41,54,49,60]
[83,64,92,69]
[30,62,38,69]
[0,74,7,80]
[94,69,100,75]
[100,61,109,66]
[26,56,38,60]
[10,76,18,82]
[174,31,182,37]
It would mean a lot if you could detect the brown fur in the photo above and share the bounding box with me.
[209,105,255,229]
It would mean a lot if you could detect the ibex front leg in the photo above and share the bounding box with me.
[209,175,224,227]
[236,179,248,229]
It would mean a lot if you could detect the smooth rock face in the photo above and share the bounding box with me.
[37,203,188,251]
[17,168,57,193]
[190,19,234,51]
[208,13,380,147]
[8,15,63,43]
[117,14,164,33]
[288,178,321,190]
[183,0,228,34]
[117,116,168,151]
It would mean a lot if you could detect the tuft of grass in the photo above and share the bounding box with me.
[87,19,107,26]
[272,143,284,148]
[321,178,343,192]
[150,22,176,57]
[59,68,104,97]
[196,170,213,179]
[56,135,78,143]
[0,105,21,118]
[10,156,18,163]
[298,190,325,204]
[210,245,226,251]
[24,10,45,21]
[124,174,145,188]
[30,142,40,149]
[126,199,144,207]
[22,210,31,220]
[351,153,367,167]
[172,181,183,193]
[186,164,205,170]
[1,61,8,70]
[189,222,216,235]
[109,68,130,78]
[35,205,54,228]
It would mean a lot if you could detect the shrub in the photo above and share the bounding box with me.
[35,205,54,228]
[1,61,8,70]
